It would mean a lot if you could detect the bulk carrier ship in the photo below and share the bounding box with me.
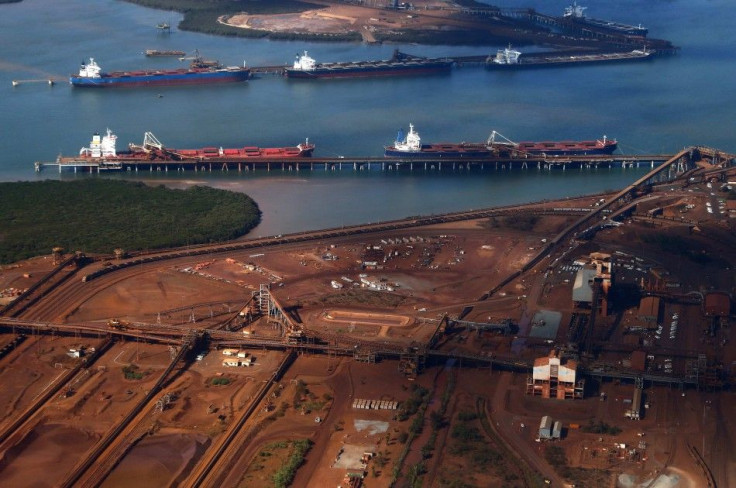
[487,45,652,69]
[284,51,454,79]
[70,53,250,88]
[57,129,314,170]
[562,2,648,37]
[385,125,617,158]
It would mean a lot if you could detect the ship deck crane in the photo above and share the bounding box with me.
[486,130,519,148]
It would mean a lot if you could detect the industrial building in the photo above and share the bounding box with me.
[637,296,661,326]
[539,416,553,439]
[526,350,585,399]
[625,387,643,420]
[703,292,731,317]
[572,252,613,316]
[538,416,563,440]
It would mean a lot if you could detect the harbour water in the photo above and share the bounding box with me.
[1,0,734,237]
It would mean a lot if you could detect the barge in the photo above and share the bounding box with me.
[70,54,250,88]
[284,50,453,79]
[144,49,186,57]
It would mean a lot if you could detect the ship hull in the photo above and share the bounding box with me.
[567,18,648,37]
[285,61,453,79]
[70,68,250,87]
[514,141,618,156]
[385,144,491,159]
[487,51,651,69]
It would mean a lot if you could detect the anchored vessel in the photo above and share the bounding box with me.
[384,124,492,158]
[70,54,250,87]
[562,2,648,37]
[487,45,652,68]
[48,129,314,170]
[285,50,454,79]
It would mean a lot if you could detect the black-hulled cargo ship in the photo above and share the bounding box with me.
[284,51,453,79]
[487,45,652,69]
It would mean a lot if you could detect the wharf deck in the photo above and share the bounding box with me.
[35,154,671,174]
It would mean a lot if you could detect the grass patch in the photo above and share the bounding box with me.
[0,180,260,264]
[210,377,231,386]
[273,439,312,488]
[242,439,311,487]
[122,364,145,380]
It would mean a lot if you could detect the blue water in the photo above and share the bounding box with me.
[1,0,734,236]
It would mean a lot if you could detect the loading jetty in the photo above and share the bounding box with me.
[459,3,677,54]
[35,154,671,174]
[34,128,672,174]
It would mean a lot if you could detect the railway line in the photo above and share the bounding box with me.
[0,253,81,317]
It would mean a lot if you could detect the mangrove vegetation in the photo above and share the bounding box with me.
[0,179,261,264]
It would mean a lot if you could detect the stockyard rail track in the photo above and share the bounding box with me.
[0,338,113,448]
[183,351,296,488]
[60,332,196,488]
[0,253,80,317]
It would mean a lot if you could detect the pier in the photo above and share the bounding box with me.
[35,153,674,174]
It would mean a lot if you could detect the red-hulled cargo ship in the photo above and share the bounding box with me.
[61,129,314,170]
[384,125,617,159]
[487,131,617,156]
